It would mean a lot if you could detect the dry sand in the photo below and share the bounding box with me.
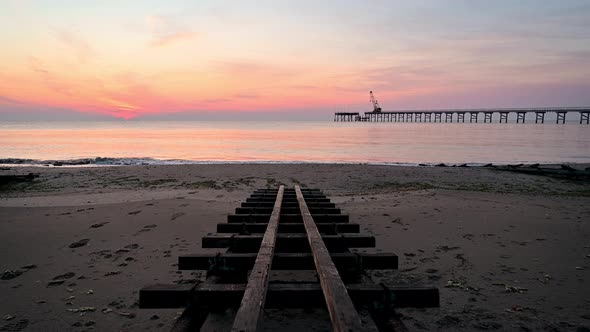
[0,164,589,331]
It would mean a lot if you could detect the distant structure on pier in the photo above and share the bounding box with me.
[334,91,590,124]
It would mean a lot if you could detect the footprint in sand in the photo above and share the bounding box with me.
[128,210,142,215]
[69,239,89,248]
[170,212,185,221]
[90,222,109,229]
[52,272,76,280]
[47,272,76,287]
[135,224,158,235]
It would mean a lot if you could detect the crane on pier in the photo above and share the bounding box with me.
[369,91,382,112]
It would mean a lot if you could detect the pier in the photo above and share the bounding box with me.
[334,107,590,124]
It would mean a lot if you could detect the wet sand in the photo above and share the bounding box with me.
[0,164,589,331]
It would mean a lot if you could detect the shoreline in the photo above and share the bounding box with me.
[1,164,589,330]
[2,158,590,169]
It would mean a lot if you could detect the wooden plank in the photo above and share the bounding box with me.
[246,197,331,203]
[217,222,360,234]
[294,186,367,331]
[139,284,193,308]
[227,214,349,223]
[201,233,375,253]
[169,275,223,332]
[170,303,211,332]
[235,207,341,214]
[139,283,439,309]
[231,185,284,331]
[178,252,398,271]
[241,201,336,208]
[254,188,320,193]
[250,194,326,199]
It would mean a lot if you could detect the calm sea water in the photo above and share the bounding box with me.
[0,121,589,165]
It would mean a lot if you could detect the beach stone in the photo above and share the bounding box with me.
[69,239,89,248]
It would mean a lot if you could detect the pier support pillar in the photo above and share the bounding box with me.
[484,112,493,123]
[516,112,526,124]
[499,112,509,123]
[457,112,465,123]
[425,113,432,122]
[556,112,567,124]
[535,112,545,124]
[434,113,442,123]
[581,112,590,124]
[469,112,478,123]
[446,113,452,122]
[415,113,422,122]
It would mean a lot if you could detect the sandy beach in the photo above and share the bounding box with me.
[1,164,589,331]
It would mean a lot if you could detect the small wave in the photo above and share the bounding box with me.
[0,157,579,167]
[0,157,195,166]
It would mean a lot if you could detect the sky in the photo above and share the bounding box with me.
[1,0,590,120]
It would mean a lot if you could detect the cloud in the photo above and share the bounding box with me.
[145,14,199,47]
[28,57,74,96]
[52,28,95,63]
[149,31,199,47]
[203,98,232,103]
[0,95,21,105]
[235,94,259,99]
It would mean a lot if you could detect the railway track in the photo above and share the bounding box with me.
[140,186,439,331]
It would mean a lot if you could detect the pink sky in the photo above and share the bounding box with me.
[1,1,590,120]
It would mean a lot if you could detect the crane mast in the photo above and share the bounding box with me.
[369,91,382,112]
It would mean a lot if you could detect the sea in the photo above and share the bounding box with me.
[0,120,589,166]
